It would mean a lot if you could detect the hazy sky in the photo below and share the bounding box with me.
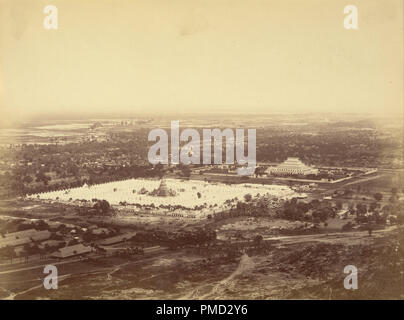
[0,0,403,121]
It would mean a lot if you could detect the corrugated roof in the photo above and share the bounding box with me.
[3,229,37,239]
[52,243,92,258]
[98,232,137,245]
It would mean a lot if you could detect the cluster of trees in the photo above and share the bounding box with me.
[1,162,167,198]
[92,199,111,214]
[256,125,400,168]
[117,201,213,212]
[166,229,217,249]
[0,132,161,197]
[213,197,273,220]
[279,198,332,222]
[132,228,216,249]
[76,199,112,216]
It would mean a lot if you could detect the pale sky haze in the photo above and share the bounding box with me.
[0,0,403,122]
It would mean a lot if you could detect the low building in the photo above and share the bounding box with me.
[91,228,111,236]
[98,232,137,246]
[31,230,51,242]
[0,229,51,248]
[39,240,65,250]
[0,236,31,248]
[336,209,349,219]
[47,221,64,230]
[3,229,37,240]
[51,244,92,259]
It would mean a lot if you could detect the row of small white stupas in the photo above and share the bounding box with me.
[26,177,161,197]
[117,208,198,219]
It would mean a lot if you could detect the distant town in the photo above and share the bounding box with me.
[0,114,403,299]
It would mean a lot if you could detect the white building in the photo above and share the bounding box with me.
[267,157,318,176]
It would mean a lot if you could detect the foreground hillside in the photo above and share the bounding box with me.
[3,225,401,300]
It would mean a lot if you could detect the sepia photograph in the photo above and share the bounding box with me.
[0,0,403,304]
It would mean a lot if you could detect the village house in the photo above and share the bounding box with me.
[0,229,51,249]
[51,243,92,259]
